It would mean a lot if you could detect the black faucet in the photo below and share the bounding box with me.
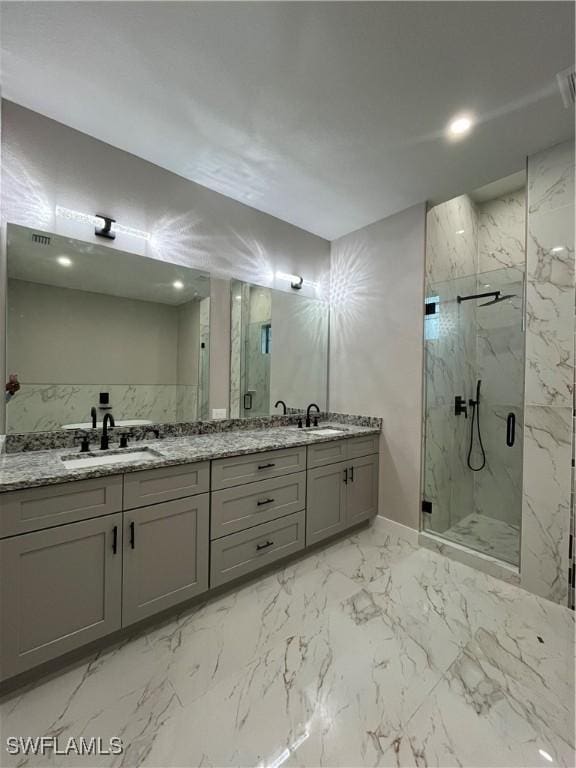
[305,403,320,428]
[274,400,287,415]
[91,406,97,428]
[100,413,115,450]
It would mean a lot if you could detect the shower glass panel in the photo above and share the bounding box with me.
[422,179,525,566]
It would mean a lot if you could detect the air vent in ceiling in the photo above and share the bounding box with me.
[556,66,576,107]
[31,233,51,246]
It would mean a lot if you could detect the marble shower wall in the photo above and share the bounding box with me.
[229,284,272,418]
[521,140,575,606]
[198,297,210,420]
[229,281,249,419]
[477,188,526,271]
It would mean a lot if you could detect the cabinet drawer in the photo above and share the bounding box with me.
[211,447,306,490]
[347,434,380,460]
[210,510,305,588]
[211,472,306,539]
[0,476,123,539]
[123,462,210,510]
[307,440,348,469]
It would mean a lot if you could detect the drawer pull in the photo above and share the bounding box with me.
[343,468,348,484]
[257,463,276,470]
[112,525,118,554]
[130,521,135,549]
[256,540,274,551]
[349,466,355,482]
[257,498,275,506]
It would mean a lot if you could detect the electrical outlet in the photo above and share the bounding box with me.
[212,408,227,420]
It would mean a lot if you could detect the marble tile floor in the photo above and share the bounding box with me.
[442,512,521,566]
[0,520,573,768]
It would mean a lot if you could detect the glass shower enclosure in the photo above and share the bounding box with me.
[422,180,526,566]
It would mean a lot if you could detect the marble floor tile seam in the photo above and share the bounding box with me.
[379,636,576,768]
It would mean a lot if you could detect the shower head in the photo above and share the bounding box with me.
[457,290,516,307]
[478,293,516,306]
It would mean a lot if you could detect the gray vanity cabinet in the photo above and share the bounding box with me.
[0,513,123,679]
[346,453,379,526]
[306,441,379,545]
[122,494,210,626]
[306,460,349,545]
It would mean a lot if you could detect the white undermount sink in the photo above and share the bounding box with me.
[308,428,346,436]
[61,447,161,470]
[289,425,347,436]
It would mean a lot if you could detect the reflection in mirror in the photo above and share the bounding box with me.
[230,280,329,417]
[6,224,210,433]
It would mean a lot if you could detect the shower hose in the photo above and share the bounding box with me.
[467,379,486,471]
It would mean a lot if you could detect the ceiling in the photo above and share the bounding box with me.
[7,224,210,305]
[1,2,574,240]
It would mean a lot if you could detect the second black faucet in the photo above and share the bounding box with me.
[100,412,115,450]
[305,403,320,428]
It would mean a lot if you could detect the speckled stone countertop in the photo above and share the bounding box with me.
[0,423,380,493]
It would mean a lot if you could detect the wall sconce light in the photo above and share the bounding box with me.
[95,215,116,240]
[55,206,150,241]
[276,271,304,290]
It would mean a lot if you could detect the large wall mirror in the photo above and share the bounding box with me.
[230,280,329,417]
[6,224,211,433]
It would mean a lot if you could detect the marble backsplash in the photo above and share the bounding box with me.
[3,411,383,453]
[6,384,199,434]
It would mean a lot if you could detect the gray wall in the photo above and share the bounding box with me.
[8,279,180,385]
[270,291,329,412]
[329,203,427,530]
[177,300,200,387]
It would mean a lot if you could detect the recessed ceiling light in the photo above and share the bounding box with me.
[173,280,184,289]
[448,113,474,138]
[551,246,565,253]
[538,749,553,763]
[57,256,72,267]
[456,229,465,235]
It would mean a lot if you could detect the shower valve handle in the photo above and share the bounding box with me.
[454,395,468,418]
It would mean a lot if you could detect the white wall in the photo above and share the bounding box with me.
[329,203,427,530]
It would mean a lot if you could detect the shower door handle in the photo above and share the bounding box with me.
[506,413,516,447]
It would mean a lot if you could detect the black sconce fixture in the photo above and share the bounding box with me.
[95,215,116,240]
[290,275,303,290]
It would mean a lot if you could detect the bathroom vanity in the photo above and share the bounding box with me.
[0,426,379,682]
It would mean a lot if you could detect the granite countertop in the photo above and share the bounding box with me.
[0,423,380,493]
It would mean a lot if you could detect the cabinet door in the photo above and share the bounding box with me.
[306,460,348,546]
[0,513,122,681]
[122,494,209,626]
[346,453,379,526]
